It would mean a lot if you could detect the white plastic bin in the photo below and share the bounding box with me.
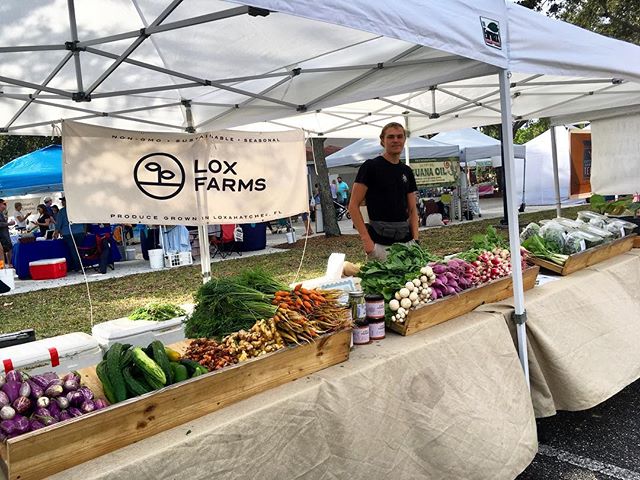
[148,248,164,269]
[125,247,136,261]
[0,333,102,375]
[92,316,186,353]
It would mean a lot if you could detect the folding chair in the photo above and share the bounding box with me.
[78,233,115,273]
[210,224,242,259]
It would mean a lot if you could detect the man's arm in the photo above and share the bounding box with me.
[348,182,374,254]
[407,191,419,241]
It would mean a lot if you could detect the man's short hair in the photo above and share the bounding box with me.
[380,122,406,142]
[14,202,22,209]
[44,196,52,203]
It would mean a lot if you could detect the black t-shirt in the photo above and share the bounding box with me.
[37,213,50,235]
[354,156,418,222]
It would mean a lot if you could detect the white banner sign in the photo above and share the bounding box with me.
[62,121,307,225]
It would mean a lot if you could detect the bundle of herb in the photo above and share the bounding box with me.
[128,302,186,322]
[236,267,287,295]
[359,243,440,302]
[521,235,569,266]
[185,277,278,339]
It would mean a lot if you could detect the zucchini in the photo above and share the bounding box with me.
[106,343,127,402]
[96,360,117,404]
[170,362,189,383]
[149,341,173,385]
[122,366,153,397]
[131,347,166,387]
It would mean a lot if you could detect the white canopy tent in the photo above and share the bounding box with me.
[2,1,640,383]
[431,127,525,165]
[325,137,459,168]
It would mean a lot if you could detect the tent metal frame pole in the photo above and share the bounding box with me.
[378,97,432,117]
[550,126,562,218]
[404,113,411,167]
[66,0,84,92]
[0,45,66,53]
[0,76,74,98]
[90,82,202,98]
[437,87,502,114]
[521,83,619,119]
[498,69,530,387]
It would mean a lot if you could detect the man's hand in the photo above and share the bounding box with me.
[363,237,375,254]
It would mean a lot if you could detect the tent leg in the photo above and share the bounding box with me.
[499,70,530,388]
[550,127,562,218]
[198,225,211,284]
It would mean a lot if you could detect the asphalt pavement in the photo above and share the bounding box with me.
[518,378,640,479]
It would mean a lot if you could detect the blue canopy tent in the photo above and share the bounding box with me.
[0,145,62,197]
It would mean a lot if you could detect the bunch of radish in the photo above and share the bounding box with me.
[468,247,525,284]
[388,266,436,324]
[429,259,476,300]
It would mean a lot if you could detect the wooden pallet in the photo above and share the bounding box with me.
[388,266,539,336]
[0,329,351,480]
[528,234,637,276]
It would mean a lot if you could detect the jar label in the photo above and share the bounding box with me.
[355,303,367,320]
[369,321,385,339]
[366,301,385,319]
[352,325,370,344]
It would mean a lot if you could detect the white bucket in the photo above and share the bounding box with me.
[148,249,164,269]
[285,231,295,244]
[0,268,15,291]
[125,247,136,261]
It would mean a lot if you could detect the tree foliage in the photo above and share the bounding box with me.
[0,136,61,167]
[517,0,640,45]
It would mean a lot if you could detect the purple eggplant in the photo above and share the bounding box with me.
[0,405,16,420]
[48,401,61,419]
[46,378,63,389]
[93,398,110,410]
[5,370,23,384]
[68,407,83,418]
[78,386,94,402]
[41,372,59,383]
[80,400,95,414]
[55,396,70,410]
[36,396,50,408]
[67,391,85,407]
[13,415,30,435]
[45,384,64,398]
[30,419,46,431]
[34,407,51,418]
[0,391,10,408]
[12,396,31,415]
[27,379,44,399]
[0,373,5,388]
[19,381,31,398]
[2,381,21,403]
[29,375,50,390]
[0,419,17,435]
[62,372,81,384]
[63,378,79,392]
[58,411,73,422]
[34,414,58,426]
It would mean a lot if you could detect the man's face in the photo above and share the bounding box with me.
[381,127,406,155]
[0,201,6,213]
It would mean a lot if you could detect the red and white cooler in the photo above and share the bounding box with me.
[29,257,67,280]
[0,333,102,375]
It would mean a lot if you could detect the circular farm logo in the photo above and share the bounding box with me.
[134,152,185,200]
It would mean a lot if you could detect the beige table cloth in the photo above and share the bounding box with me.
[42,311,536,480]
[479,250,640,418]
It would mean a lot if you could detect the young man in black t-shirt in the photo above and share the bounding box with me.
[348,123,419,260]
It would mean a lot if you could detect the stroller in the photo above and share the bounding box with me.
[334,201,351,221]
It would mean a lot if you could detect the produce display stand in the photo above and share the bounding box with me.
[388,266,539,336]
[0,329,351,480]
[528,234,637,276]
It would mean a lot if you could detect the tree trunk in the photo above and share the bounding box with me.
[311,137,341,237]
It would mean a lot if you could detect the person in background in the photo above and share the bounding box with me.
[348,122,419,261]
[49,205,59,231]
[33,204,51,236]
[43,196,54,216]
[330,179,338,200]
[13,202,31,232]
[336,176,350,206]
[0,199,15,267]
[53,196,85,272]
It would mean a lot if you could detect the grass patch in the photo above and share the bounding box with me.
[1,205,588,338]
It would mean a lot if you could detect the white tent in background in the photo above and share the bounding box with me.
[514,127,570,206]
[431,128,526,165]
[325,137,459,168]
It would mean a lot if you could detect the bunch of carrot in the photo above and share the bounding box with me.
[272,284,328,314]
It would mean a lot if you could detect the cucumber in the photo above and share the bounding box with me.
[105,343,127,402]
[131,347,166,387]
[170,362,189,383]
[96,360,117,404]
[122,366,153,397]
[149,341,173,385]
[180,358,206,376]
[120,347,134,369]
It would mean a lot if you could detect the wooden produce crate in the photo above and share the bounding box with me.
[388,266,539,336]
[0,329,352,480]
[633,236,640,249]
[528,234,637,276]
